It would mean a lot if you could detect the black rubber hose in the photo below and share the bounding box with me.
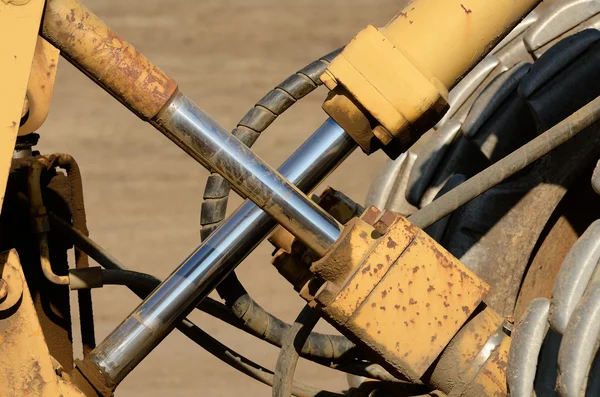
[199,48,359,362]
[273,305,321,397]
[177,318,346,397]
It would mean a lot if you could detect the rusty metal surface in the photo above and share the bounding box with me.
[513,175,600,320]
[0,249,86,397]
[41,0,178,120]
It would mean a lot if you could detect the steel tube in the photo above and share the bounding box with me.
[153,91,342,256]
[87,119,356,384]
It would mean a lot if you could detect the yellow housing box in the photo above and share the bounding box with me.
[310,211,489,381]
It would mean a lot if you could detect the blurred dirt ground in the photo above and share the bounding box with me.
[38,1,404,395]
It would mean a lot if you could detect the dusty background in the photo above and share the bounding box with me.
[39,1,404,395]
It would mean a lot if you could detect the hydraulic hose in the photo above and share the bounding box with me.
[273,305,321,397]
[199,49,359,363]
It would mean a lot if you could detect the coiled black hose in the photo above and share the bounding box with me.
[199,48,361,362]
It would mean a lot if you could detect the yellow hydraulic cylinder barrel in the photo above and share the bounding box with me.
[382,0,541,89]
[322,0,541,156]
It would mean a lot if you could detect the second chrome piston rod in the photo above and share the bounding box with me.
[86,119,356,385]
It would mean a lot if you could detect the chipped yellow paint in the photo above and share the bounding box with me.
[0,0,45,212]
[346,227,489,380]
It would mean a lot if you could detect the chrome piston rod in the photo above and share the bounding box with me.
[154,91,342,256]
[87,119,356,384]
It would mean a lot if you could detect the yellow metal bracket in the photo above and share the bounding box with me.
[0,0,47,212]
[0,250,85,396]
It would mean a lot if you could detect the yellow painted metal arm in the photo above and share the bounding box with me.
[0,0,47,212]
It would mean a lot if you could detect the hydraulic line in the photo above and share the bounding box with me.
[28,155,70,285]
[177,319,346,397]
[273,305,321,397]
[408,94,600,229]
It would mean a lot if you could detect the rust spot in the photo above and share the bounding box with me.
[431,335,437,342]
[409,20,414,24]
[67,8,76,23]
[443,301,450,308]
[359,231,368,239]
[398,288,404,294]
[377,263,383,270]
[408,281,413,285]
[361,265,371,275]
[462,306,471,316]
[426,303,431,308]
[412,266,419,273]
[437,321,443,327]
[443,315,448,320]
[371,302,376,308]
[416,312,420,316]
[366,322,371,327]
[404,352,409,357]
[387,237,398,248]
[410,319,415,324]
[404,321,409,326]
[355,284,359,290]
[409,298,417,305]
[447,282,453,288]
[427,285,435,292]
[395,304,400,309]
[380,306,386,311]
[402,307,406,312]
[381,290,387,299]
[461,4,472,14]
